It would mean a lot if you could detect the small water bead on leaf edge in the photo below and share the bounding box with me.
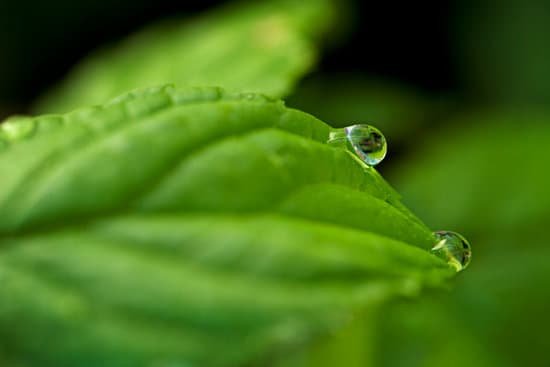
[431,231,472,272]
[0,117,37,142]
[327,124,387,166]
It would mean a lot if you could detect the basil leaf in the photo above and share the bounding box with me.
[0,86,453,367]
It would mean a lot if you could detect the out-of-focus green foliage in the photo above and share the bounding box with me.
[288,74,450,141]
[454,0,550,104]
[377,244,550,367]
[0,86,454,367]
[374,112,550,366]
[389,111,550,238]
[35,0,336,114]
[363,0,550,361]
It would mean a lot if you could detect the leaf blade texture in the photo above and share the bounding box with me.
[0,86,453,366]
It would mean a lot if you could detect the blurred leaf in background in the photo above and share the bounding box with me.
[389,111,550,237]
[0,0,220,113]
[35,0,338,113]
[367,0,550,363]
[375,111,550,367]
[453,0,550,105]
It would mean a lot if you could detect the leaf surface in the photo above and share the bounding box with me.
[0,86,453,367]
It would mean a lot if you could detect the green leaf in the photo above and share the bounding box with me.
[34,0,336,114]
[0,86,453,366]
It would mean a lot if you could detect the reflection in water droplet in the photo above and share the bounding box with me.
[327,124,387,166]
[0,117,36,141]
[432,230,472,272]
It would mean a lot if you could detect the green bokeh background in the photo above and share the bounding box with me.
[2,0,550,365]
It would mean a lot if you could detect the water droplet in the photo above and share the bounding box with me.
[327,124,387,166]
[432,230,472,272]
[0,117,36,141]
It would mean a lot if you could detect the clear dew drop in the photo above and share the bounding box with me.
[327,124,387,166]
[431,230,472,272]
[0,117,36,141]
